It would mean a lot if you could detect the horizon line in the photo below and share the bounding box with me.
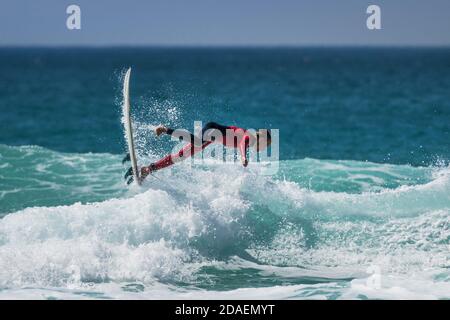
[1,44,450,49]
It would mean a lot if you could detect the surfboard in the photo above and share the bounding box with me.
[123,68,141,185]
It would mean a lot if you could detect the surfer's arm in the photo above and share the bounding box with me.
[155,125,171,136]
[239,135,250,167]
[155,125,179,137]
[157,122,228,145]
[156,125,202,145]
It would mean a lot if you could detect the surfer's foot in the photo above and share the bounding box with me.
[140,165,154,179]
[124,164,156,185]
[154,125,168,137]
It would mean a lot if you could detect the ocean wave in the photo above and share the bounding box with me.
[0,144,449,299]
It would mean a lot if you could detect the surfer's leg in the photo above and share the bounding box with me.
[141,141,212,177]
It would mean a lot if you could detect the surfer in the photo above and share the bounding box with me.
[124,122,271,184]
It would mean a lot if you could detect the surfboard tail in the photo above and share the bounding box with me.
[123,68,141,186]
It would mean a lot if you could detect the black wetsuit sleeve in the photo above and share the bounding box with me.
[166,122,229,143]
[166,128,194,140]
[165,127,199,144]
[201,122,229,136]
[166,128,175,135]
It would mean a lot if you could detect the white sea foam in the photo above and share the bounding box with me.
[0,146,449,299]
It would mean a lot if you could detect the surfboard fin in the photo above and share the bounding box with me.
[126,176,134,185]
[124,167,133,180]
[122,153,131,164]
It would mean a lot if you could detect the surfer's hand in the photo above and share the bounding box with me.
[155,125,167,137]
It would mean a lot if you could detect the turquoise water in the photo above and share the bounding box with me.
[0,48,449,299]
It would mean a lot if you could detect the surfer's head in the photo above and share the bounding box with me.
[256,129,271,151]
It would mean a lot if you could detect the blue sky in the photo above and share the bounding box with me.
[1,0,450,46]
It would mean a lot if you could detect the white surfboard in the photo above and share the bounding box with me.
[123,68,141,185]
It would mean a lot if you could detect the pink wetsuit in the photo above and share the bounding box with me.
[149,122,251,172]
